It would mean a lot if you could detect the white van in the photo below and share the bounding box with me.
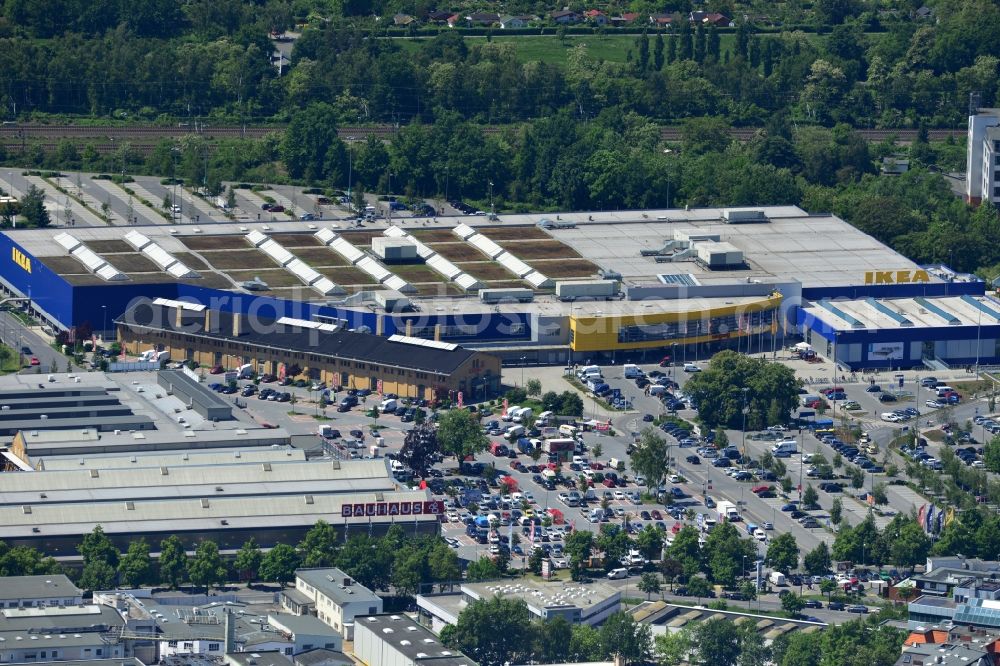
[505,425,525,439]
[559,424,579,438]
[623,363,643,378]
[536,410,554,426]
[609,457,623,470]
[589,508,604,523]
[607,568,629,580]
[771,440,797,456]
[379,398,398,413]
[577,365,601,378]
[512,406,533,423]
[936,386,954,397]
[503,406,520,422]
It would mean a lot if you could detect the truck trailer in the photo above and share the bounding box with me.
[717,500,740,522]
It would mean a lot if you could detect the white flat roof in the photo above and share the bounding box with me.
[804,295,1000,331]
[6,206,932,294]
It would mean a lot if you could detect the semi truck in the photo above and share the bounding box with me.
[717,500,740,522]
[555,279,617,301]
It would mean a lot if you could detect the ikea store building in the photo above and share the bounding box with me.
[0,205,991,371]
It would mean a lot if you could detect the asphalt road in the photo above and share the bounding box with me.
[0,309,64,373]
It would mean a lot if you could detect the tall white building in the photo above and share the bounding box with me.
[966,109,1000,204]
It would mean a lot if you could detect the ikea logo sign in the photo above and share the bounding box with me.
[11,248,30,274]
[864,269,929,285]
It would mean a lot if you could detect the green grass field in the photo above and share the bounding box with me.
[397,32,826,65]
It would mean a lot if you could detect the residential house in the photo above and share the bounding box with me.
[690,11,733,26]
[551,10,581,24]
[895,625,1000,666]
[649,13,673,27]
[282,568,383,640]
[393,13,416,26]
[498,15,534,28]
[466,12,500,26]
[427,10,454,24]
[915,5,934,19]
[446,13,463,27]
[611,12,641,26]
[584,9,609,25]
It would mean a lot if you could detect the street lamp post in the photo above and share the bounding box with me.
[741,387,750,467]
[520,356,526,387]
[101,305,107,342]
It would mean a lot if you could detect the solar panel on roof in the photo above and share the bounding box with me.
[658,273,699,286]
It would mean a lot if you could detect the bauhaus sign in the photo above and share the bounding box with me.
[864,269,930,285]
[341,500,445,518]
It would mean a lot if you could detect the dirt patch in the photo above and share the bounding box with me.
[226,269,307,288]
[410,229,460,243]
[483,280,529,290]
[455,262,520,281]
[107,253,160,273]
[40,256,89,275]
[428,242,485,262]
[268,232,323,247]
[183,273,233,289]
[339,231,381,245]
[412,282,466,296]
[317,266,380,286]
[61,274,108,286]
[87,240,134,254]
[198,249,274,270]
[482,226,551,240]
[178,235,249,251]
[531,258,600,278]
[496,239,581,260]
[171,252,209,270]
[387,264,443,282]
[290,247,351,266]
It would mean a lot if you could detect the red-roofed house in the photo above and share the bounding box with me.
[649,13,673,26]
[584,9,609,24]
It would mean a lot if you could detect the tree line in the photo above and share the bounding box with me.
[0,521,461,596]
[443,593,903,666]
[2,4,998,128]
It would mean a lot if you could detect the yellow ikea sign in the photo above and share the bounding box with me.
[864,269,929,285]
[11,248,30,274]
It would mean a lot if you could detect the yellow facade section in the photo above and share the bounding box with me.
[569,293,783,352]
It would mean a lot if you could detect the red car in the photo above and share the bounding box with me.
[603,478,616,488]
[751,485,772,494]
[29,356,39,366]
[209,365,225,374]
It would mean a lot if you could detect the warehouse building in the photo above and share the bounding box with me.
[416,580,621,634]
[0,457,442,555]
[353,614,477,666]
[10,426,292,468]
[0,574,83,608]
[797,293,1000,370]
[116,300,501,401]
[34,445,305,471]
[0,602,128,663]
[0,206,984,365]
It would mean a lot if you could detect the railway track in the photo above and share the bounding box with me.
[0,124,966,147]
